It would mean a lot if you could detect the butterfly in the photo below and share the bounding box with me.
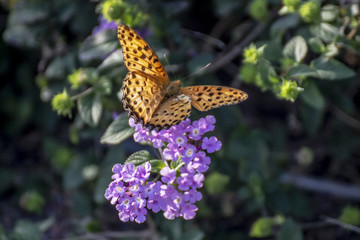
[118,24,248,130]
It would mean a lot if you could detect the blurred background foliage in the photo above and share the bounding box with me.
[1,0,360,239]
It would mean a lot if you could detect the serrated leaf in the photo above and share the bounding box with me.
[77,93,102,127]
[249,217,274,237]
[288,64,318,78]
[100,113,134,145]
[277,219,303,240]
[283,36,308,63]
[148,160,166,173]
[79,29,118,62]
[300,81,325,110]
[311,58,356,80]
[125,150,153,166]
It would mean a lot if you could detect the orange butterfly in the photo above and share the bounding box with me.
[118,24,248,130]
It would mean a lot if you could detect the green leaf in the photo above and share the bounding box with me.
[308,37,325,54]
[97,49,124,72]
[311,58,356,80]
[339,205,360,226]
[310,23,339,42]
[45,53,76,79]
[92,94,102,126]
[77,93,102,127]
[11,221,42,240]
[288,64,318,78]
[283,36,308,63]
[148,160,166,173]
[125,150,153,166]
[321,4,339,22]
[270,14,299,37]
[258,59,279,90]
[277,219,303,240]
[79,29,118,62]
[100,113,134,145]
[300,81,325,111]
[249,217,274,237]
[324,43,339,57]
[205,172,230,194]
[264,40,283,62]
[170,158,184,170]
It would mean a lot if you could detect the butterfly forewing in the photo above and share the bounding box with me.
[118,25,170,85]
[122,71,167,124]
[118,24,248,130]
[180,85,248,111]
[147,95,192,130]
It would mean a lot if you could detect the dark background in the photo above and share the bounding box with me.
[1,0,360,239]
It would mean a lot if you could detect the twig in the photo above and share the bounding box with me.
[331,105,360,131]
[281,173,360,201]
[322,215,360,234]
[207,22,266,73]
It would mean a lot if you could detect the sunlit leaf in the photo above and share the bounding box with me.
[249,217,274,237]
[283,36,307,63]
[311,58,356,80]
[100,113,134,145]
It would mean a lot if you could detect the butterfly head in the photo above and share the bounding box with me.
[164,80,181,99]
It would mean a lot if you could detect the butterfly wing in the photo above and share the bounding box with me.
[180,85,248,111]
[122,71,167,124]
[118,24,172,125]
[147,94,192,130]
[118,24,170,85]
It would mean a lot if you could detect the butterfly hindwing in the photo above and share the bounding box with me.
[147,94,192,130]
[122,71,168,124]
[180,85,248,111]
[118,24,248,130]
[118,24,170,85]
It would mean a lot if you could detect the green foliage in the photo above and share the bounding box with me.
[1,0,360,239]
[249,217,274,237]
[205,172,230,194]
[298,0,321,23]
[339,205,360,226]
[19,191,45,214]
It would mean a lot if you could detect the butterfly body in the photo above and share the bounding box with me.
[118,24,248,130]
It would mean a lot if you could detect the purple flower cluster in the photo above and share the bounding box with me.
[92,15,117,35]
[105,116,222,223]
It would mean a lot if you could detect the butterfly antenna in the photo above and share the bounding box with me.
[163,53,177,80]
[183,63,211,81]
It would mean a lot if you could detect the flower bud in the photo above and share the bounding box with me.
[51,89,74,117]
